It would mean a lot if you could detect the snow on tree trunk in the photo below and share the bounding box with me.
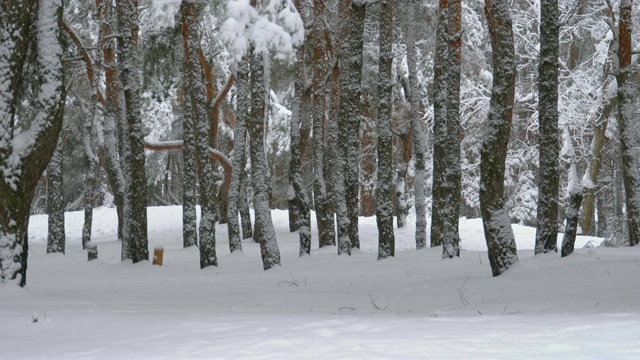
[228,57,250,253]
[342,1,366,250]
[404,0,428,250]
[116,0,149,263]
[97,0,125,245]
[82,75,100,250]
[562,182,583,257]
[431,0,462,258]
[47,133,65,254]
[249,48,281,269]
[0,0,66,286]
[179,7,198,250]
[289,4,312,256]
[181,1,218,268]
[534,0,560,255]
[311,0,336,249]
[395,168,408,229]
[376,0,396,260]
[239,164,253,240]
[616,0,640,247]
[481,0,519,276]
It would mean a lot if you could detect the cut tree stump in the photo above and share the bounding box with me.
[153,246,164,266]
[87,242,98,261]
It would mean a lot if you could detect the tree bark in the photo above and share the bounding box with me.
[248,46,281,269]
[405,0,428,250]
[535,0,561,254]
[181,0,218,268]
[561,188,583,257]
[376,0,395,260]
[481,0,519,276]
[312,0,336,249]
[0,0,65,286]
[430,0,462,258]
[228,57,250,253]
[616,0,640,247]
[117,0,149,263]
[47,133,65,254]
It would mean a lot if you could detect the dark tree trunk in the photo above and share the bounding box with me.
[480,0,519,276]
[47,134,65,254]
[343,1,366,250]
[0,0,65,286]
[376,0,395,260]
[117,0,149,263]
[561,188,583,257]
[312,0,336,249]
[535,0,561,254]
[430,0,462,258]
[290,0,312,256]
[616,0,640,247]
[239,166,253,239]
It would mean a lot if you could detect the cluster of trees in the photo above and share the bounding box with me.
[2,0,640,287]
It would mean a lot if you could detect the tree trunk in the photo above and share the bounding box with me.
[47,133,65,254]
[343,2,366,250]
[181,1,217,268]
[117,0,149,263]
[228,57,250,253]
[312,0,336,249]
[431,0,462,258]
[239,165,253,239]
[405,0,428,250]
[290,1,312,256]
[376,0,395,260]
[616,0,640,247]
[481,0,519,276]
[535,0,561,254]
[97,0,125,245]
[249,47,281,269]
[1,0,65,286]
[561,188,583,257]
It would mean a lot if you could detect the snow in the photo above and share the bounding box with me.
[1,206,639,358]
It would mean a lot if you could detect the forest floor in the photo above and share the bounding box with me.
[1,206,640,359]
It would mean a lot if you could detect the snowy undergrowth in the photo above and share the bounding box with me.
[1,206,639,359]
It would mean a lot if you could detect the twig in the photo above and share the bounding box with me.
[458,276,470,307]
[369,294,389,310]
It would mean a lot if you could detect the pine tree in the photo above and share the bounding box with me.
[312,0,336,249]
[430,0,461,258]
[0,0,66,286]
[535,0,560,254]
[248,45,281,269]
[404,0,428,250]
[480,0,519,276]
[47,133,66,254]
[376,0,395,260]
[616,0,640,247]
[228,57,250,253]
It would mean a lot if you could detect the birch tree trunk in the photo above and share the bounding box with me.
[616,0,640,247]
[376,0,395,260]
[534,0,560,254]
[481,0,519,276]
[0,0,66,286]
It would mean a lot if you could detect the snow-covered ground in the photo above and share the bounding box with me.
[1,206,639,359]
